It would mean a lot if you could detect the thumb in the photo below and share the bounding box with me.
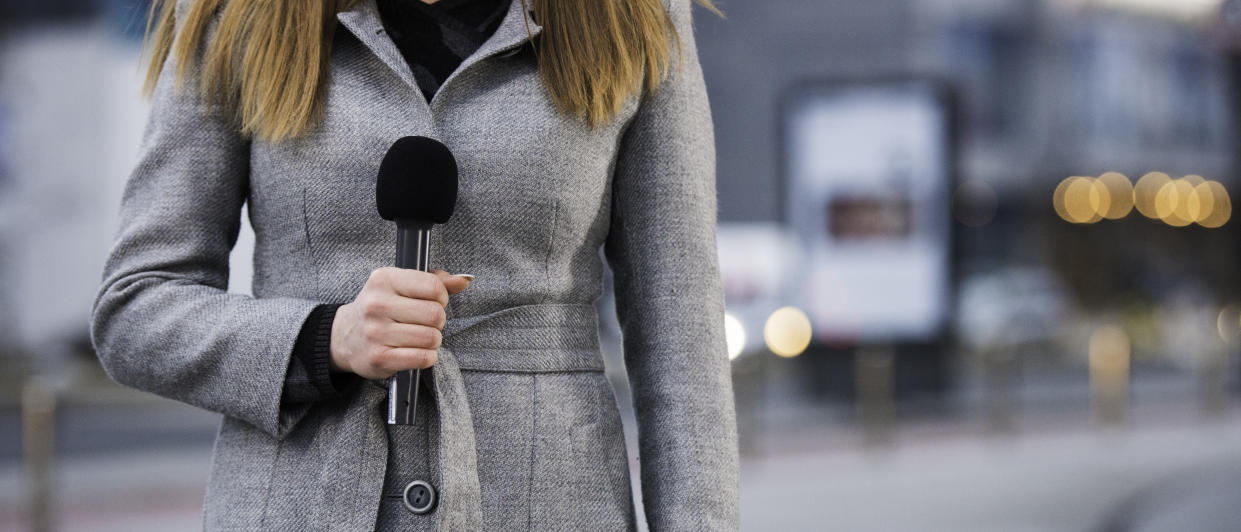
[431,269,474,295]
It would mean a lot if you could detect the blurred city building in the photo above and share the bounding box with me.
[702,0,1239,422]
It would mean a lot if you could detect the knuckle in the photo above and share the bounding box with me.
[417,272,440,298]
[433,281,449,306]
[409,326,434,349]
[362,322,383,342]
[416,348,439,368]
[415,271,436,294]
[365,350,389,373]
[405,349,426,368]
[361,296,387,317]
[383,351,412,373]
[432,305,447,329]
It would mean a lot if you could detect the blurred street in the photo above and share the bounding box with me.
[4,355,1241,532]
[4,392,1241,531]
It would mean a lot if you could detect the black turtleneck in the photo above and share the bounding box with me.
[377,0,511,102]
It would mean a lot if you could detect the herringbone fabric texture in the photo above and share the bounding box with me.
[89,0,739,529]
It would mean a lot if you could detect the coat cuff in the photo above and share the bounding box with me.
[287,303,357,401]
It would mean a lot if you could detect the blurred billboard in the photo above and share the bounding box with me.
[782,80,953,345]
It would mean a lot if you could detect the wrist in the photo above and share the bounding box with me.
[328,302,350,373]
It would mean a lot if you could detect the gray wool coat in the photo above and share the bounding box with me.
[88,0,739,529]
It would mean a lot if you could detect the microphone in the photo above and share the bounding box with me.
[376,136,459,425]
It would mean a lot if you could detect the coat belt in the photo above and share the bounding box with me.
[440,301,606,372]
[367,302,606,529]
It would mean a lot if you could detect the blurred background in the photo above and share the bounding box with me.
[4,0,1241,530]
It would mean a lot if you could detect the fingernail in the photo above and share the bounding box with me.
[455,273,475,282]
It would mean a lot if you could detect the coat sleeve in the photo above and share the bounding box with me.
[603,0,740,529]
[88,4,322,440]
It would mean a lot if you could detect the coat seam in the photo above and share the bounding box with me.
[541,199,559,304]
[352,413,371,532]
[301,185,324,298]
[257,433,283,529]
[526,373,539,531]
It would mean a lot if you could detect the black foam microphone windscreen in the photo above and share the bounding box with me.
[376,136,458,223]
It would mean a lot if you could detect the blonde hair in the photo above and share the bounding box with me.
[142,0,722,141]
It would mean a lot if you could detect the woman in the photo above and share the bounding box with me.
[90,0,738,529]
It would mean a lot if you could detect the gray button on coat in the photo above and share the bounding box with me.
[89,0,739,529]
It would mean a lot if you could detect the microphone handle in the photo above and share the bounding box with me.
[389,220,433,425]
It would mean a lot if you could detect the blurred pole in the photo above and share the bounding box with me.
[1089,326,1130,426]
[856,346,894,446]
[983,347,1017,434]
[732,353,765,456]
[22,377,56,532]
[1199,344,1229,418]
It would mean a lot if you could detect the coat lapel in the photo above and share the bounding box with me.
[336,0,543,100]
[336,0,417,89]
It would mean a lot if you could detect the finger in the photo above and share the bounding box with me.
[375,347,438,373]
[433,270,473,295]
[358,291,442,326]
[366,294,446,328]
[385,269,449,307]
[373,322,443,350]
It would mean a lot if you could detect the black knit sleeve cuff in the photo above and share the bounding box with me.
[289,303,357,401]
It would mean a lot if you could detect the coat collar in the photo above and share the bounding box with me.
[337,0,542,96]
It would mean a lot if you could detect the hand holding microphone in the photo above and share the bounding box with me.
[328,267,472,380]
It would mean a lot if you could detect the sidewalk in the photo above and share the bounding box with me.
[2,394,1241,525]
[740,412,1241,531]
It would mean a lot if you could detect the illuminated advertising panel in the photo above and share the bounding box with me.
[782,81,953,345]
